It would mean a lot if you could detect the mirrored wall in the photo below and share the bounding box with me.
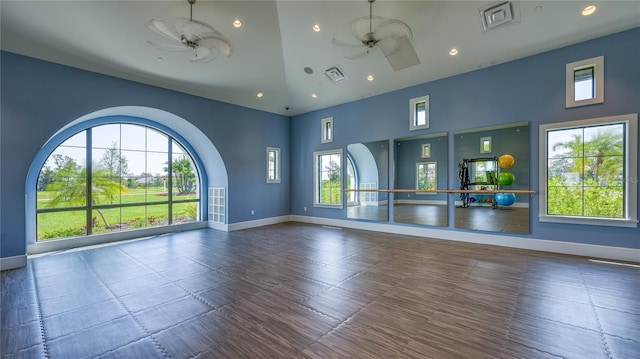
[346,140,389,222]
[454,123,530,233]
[393,133,448,227]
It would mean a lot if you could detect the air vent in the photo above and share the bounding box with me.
[323,65,348,83]
[479,1,520,33]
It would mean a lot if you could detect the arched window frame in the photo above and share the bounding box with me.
[26,115,209,252]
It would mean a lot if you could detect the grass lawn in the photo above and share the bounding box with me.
[37,187,199,240]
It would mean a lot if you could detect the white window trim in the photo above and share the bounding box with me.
[539,113,638,227]
[409,95,430,131]
[321,117,334,143]
[266,147,281,183]
[566,56,604,108]
[313,148,343,208]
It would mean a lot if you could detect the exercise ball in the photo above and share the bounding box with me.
[498,154,515,168]
[495,192,516,206]
[498,172,515,186]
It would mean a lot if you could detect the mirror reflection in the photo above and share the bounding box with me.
[454,122,530,234]
[346,140,389,222]
[393,133,448,226]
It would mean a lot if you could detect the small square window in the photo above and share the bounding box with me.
[421,143,431,158]
[321,117,334,143]
[480,136,492,153]
[566,56,604,108]
[409,95,429,131]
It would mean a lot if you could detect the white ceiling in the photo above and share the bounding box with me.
[2,1,639,116]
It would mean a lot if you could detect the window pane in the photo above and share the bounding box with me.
[147,128,169,152]
[318,153,341,205]
[173,202,198,224]
[574,67,594,101]
[547,185,583,215]
[548,128,584,158]
[92,124,121,149]
[37,210,87,240]
[93,208,122,233]
[147,204,170,227]
[415,102,426,126]
[120,124,146,151]
[147,152,169,202]
[172,141,198,197]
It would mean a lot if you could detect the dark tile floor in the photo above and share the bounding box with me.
[1,222,638,358]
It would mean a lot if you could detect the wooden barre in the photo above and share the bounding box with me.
[343,189,536,194]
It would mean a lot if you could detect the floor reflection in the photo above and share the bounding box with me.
[455,206,529,233]
[393,204,448,227]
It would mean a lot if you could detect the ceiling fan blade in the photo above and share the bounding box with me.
[198,35,233,57]
[332,37,366,48]
[351,15,385,42]
[146,40,188,52]
[146,19,183,42]
[345,50,372,60]
[191,47,217,63]
[372,18,413,40]
[383,35,421,71]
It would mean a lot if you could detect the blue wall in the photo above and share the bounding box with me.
[1,28,638,261]
[290,28,639,249]
[0,53,290,258]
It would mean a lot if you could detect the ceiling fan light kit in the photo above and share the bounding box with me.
[332,0,420,71]
[146,0,232,63]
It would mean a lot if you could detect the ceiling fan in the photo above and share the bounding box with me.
[332,0,420,71]
[146,0,232,63]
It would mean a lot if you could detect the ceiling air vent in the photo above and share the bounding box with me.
[324,65,348,84]
[479,1,520,33]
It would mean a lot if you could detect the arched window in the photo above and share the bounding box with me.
[36,123,201,241]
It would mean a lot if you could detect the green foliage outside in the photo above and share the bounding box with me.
[320,160,341,205]
[37,151,199,240]
[548,127,624,218]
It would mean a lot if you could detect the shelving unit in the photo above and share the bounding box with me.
[458,157,500,208]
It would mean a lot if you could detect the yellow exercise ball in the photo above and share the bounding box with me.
[498,154,515,168]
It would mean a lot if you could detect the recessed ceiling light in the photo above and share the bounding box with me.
[449,48,459,56]
[534,5,543,13]
[367,75,375,81]
[233,19,242,28]
[257,92,264,98]
[311,93,318,98]
[156,56,164,62]
[312,24,321,32]
[582,5,597,16]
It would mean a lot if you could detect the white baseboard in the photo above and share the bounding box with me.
[0,255,27,271]
[227,215,292,231]
[208,221,229,232]
[289,215,639,263]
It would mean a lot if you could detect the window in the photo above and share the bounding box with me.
[347,156,357,204]
[566,56,604,108]
[480,136,492,153]
[266,147,281,183]
[321,117,334,143]
[314,149,342,207]
[36,124,201,240]
[416,162,437,192]
[539,114,637,227]
[474,160,496,184]
[410,95,430,131]
[421,143,431,158]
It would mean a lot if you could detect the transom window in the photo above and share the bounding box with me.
[266,147,281,183]
[539,114,638,227]
[36,123,201,240]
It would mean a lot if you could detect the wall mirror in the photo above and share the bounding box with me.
[346,140,389,222]
[394,133,448,226]
[454,122,530,234]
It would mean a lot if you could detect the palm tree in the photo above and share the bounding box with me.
[46,168,128,228]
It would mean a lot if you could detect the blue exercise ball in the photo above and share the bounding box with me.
[495,192,516,206]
